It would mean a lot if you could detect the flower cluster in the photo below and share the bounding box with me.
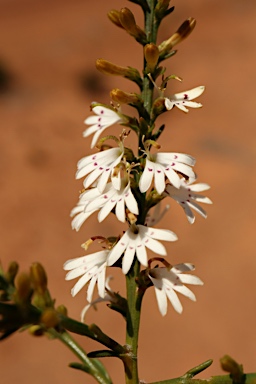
[64,71,211,317]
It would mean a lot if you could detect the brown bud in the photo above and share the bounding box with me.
[107,10,124,29]
[220,355,244,381]
[15,272,32,302]
[96,59,132,77]
[119,8,137,34]
[144,43,159,73]
[6,261,19,284]
[56,304,68,316]
[110,89,140,105]
[30,263,47,294]
[159,17,196,56]
[40,308,60,328]
[119,8,147,44]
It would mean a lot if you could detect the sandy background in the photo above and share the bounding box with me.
[0,0,256,383]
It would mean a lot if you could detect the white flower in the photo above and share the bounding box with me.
[83,180,139,223]
[139,152,195,193]
[64,250,109,302]
[165,178,212,224]
[164,86,205,113]
[107,225,178,274]
[70,180,139,228]
[84,106,124,148]
[76,146,124,193]
[148,263,203,316]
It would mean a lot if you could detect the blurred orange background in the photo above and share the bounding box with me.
[0,0,256,383]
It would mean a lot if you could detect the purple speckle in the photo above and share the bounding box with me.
[100,110,104,114]
[174,155,178,159]
[157,170,161,173]
[171,162,175,167]
[148,167,153,172]
[94,162,98,166]
[184,94,188,100]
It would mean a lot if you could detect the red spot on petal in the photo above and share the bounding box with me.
[99,167,103,170]
[157,170,162,173]
[171,162,175,166]
[103,195,108,199]
[148,168,153,172]
[174,155,178,159]
[100,110,104,114]
[105,168,110,171]
[94,162,98,166]
[184,94,188,100]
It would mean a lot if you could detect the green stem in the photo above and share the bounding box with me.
[49,328,111,384]
[148,373,256,384]
[125,259,145,384]
[142,0,158,116]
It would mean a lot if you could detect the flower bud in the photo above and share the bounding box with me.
[96,59,142,87]
[107,10,124,29]
[15,272,32,302]
[119,8,147,44]
[110,89,141,105]
[220,355,244,381]
[144,43,159,73]
[40,308,60,328]
[159,18,196,58]
[56,304,68,316]
[6,261,19,284]
[30,262,47,294]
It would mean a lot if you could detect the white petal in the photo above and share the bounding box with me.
[171,86,205,101]
[124,189,139,215]
[155,286,168,316]
[115,198,126,222]
[154,163,166,194]
[165,287,183,313]
[144,237,167,256]
[71,273,91,296]
[189,183,211,192]
[179,274,203,286]
[107,233,129,266]
[87,275,97,302]
[135,243,148,267]
[141,226,178,242]
[164,98,174,111]
[122,246,136,274]
[139,160,155,193]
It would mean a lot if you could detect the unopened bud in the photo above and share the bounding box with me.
[6,261,19,284]
[15,272,32,302]
[30,263,47,294]
[159,17,196,57]
[56,304,68,316]
[155,0,174,21]
[119,8,147,44]
[40,308,60,328]
[220,355,244,382]
[110,89,141,105]
[107,10,124,29]
[144,44,159,73]
[96,59,142,87]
